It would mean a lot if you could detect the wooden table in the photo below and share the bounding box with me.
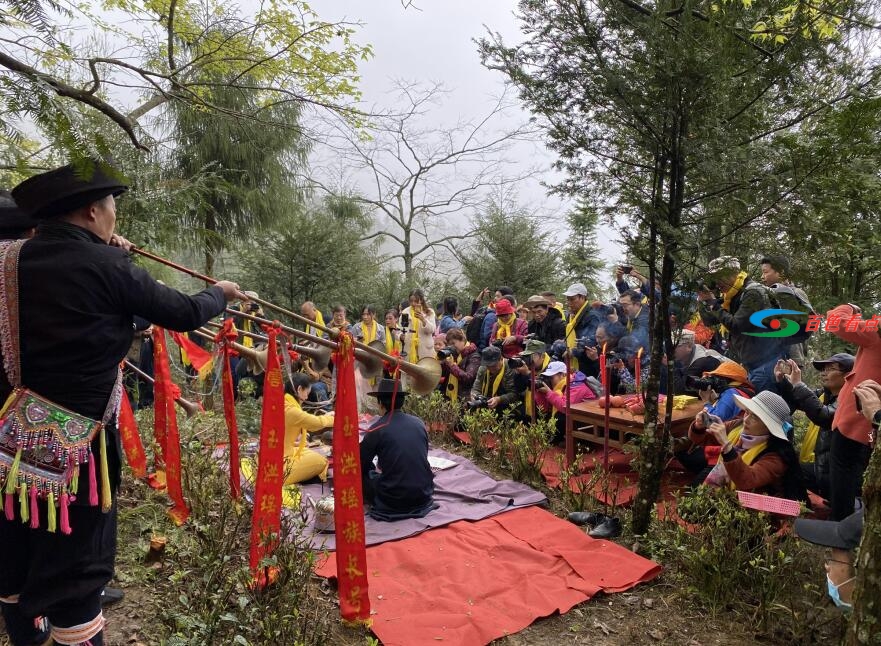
[564,399,705,463]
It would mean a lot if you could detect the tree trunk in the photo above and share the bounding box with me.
[632,81,687,536]
[846,439,881,644]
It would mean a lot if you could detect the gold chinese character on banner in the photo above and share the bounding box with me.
[340,487,358,509]
[338,451,358,476]
[342,418,354,438]
[264,463,279,482]
[268,369,282,388]
[342,520,362,543]
[347,587,362,612]
[345,554,364,579]
[267,429,279,449]
[259,494,277,513]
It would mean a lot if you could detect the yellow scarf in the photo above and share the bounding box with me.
[524,354,551,418]
[721,271,749,312]
[549,375,569,420]
[242,319,254,348]
[725,427,769,490]
[482,363,506,398]
[799,392,825,463]
[360,320,377,344]
[565,300,589,371]
[446,352,464,402]
[626,307,643,333]
[306,310,326,337]
[496,316,512,341]
[408,309,421,363]
[385,327,401,355]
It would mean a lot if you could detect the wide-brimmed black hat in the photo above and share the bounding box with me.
[12,161,129,219]
[366,378,409,399]
[0,190,40,235]
[793,509,863,551]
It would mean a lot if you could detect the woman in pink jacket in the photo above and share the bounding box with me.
[535,361,596,443]
[826,303,881,520]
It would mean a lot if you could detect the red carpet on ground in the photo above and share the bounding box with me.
[315,506,662,646]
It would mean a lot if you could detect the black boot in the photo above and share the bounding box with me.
[100,587,124,607]
[566,511,604,527]
[588,516,622,539]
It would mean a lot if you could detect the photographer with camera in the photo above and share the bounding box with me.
[673,329,727,396]
[775,354,853,501]
[697,256,783,394]
[562,282,611,371]
[441,328,479,403]
[524,294,565,346]
[488,298,529,358]
[672,362,755,478]
[468,345,519,412]
[535,361,596,444]
[615,263,658,299]
[511,339,552,421]
[618,289,650,352]
[697,392,807,501]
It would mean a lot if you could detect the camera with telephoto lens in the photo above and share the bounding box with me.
[400,313,410,328]
[507,356,525,369]
[466,395,489,409]
[247,302,260,312]
[491,338,505,349]
[685,375,729,393]
[437,347,456,361]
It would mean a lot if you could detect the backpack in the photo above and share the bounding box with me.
[769,283,816,343]
[466,307,488,345]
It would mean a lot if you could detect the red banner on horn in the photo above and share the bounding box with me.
[332,331,371,624]
[248,323,285,583]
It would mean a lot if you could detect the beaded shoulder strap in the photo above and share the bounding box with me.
[0,239,26,387]
[0,239,121,425]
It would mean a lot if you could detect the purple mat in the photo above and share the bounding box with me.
[292,448,547,550]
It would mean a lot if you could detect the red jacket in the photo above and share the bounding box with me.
[828,304,881,445]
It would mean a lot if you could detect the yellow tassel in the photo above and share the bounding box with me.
[5,448,21,495]
[47,491,57,532]
[100,424,112,512]
[19,485,28,523]
[70,465,79,495]
[0,390,18,419]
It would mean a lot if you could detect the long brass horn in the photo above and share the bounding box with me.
[128,249,441,393]
[399,357,444,396]
[123,360,204,417]
[203,321,332,373]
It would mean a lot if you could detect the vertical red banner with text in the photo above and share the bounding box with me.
[248,324,285,582]
[332,331,371,624]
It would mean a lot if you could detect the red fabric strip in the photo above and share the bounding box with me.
[118,386,147,478]
[331,331,370,623]
[248,323,285,577]
[153,327,190,525]
[215,319,241,499]
[170,331,213,379]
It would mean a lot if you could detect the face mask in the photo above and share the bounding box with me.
[826,574,855,610]
[739,433,766,450]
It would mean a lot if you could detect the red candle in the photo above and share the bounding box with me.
[599,343,608,390]
[635,347,643,393]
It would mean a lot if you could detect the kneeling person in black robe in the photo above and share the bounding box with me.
[359,379,435,521]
